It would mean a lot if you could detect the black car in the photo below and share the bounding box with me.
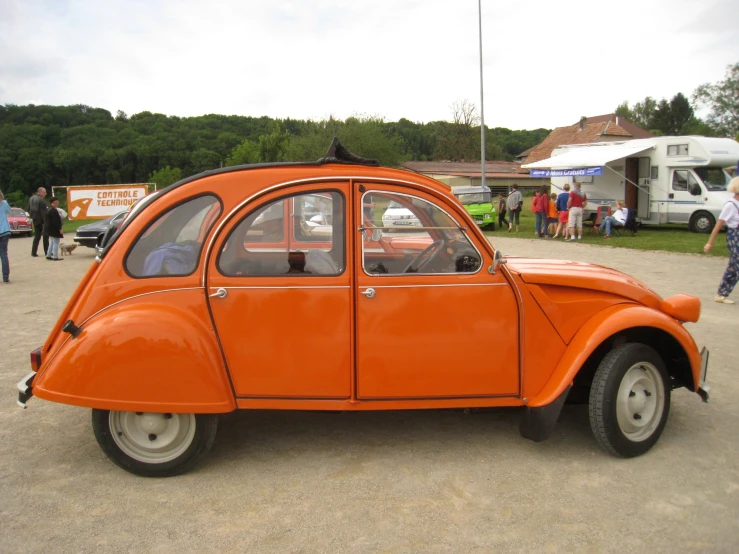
[73,211,128,249]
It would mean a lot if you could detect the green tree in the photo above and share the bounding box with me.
[227,139,259,165]
[692,62,739,137]
[148,166,183,188]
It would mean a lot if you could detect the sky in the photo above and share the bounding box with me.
[1,0,737,130]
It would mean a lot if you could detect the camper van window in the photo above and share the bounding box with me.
[650,166,659,180]
[667,144,689,156]
[672,170,701,193]
[694,167,731,191]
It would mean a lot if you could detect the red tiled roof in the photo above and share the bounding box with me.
[403,161,524,175]
[521,115,650,166]
[581,114,653,139]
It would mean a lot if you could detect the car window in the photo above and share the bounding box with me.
[363,191,482,276]
[218,191,345,277]
[11,208,25,216]
[125,195,221,277]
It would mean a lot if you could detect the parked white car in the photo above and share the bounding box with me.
[381,201,421,229]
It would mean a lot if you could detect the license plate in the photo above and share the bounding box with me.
[394,221,413,225]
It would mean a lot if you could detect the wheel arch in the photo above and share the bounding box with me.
[527,305,700,408]
[33,298,236,413]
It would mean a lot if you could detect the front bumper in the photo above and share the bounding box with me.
[17,372,36,408]
[697,346,710,402]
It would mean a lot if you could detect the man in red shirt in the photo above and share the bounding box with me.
[567,181,588,240]
[533,186,549,237]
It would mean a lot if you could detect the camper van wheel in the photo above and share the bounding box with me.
[92,409,218,477]
[689,211,715,234]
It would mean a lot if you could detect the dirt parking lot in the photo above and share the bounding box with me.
[2,234,738,553]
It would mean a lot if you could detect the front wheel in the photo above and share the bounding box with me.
[588,343,670,457]
[92,410,218,477]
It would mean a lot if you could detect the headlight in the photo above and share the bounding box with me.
[484,214,491,219]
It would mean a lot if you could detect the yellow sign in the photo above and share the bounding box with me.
[66,185,149,220]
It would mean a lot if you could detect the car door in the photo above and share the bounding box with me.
[354,184,520,399]
[207,183,352,399]
[669,169,703,223]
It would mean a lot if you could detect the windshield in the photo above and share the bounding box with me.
[10,208,25,216]
[694,167,731,191]
[455,192,490,205]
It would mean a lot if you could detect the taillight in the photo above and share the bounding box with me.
[30,347,42,372]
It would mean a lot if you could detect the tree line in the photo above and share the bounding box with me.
[1,62,735,208]
[0,103,548,207]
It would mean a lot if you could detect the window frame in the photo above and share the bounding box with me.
[667,144,689,156]
[360,190,484,278]
[216,189,347,278]
[123,193,223,279]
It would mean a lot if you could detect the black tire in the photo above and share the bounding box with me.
[92,409,218,477]
[588,343,670,457]
[689,211,715,234]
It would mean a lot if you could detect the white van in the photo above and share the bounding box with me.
[523,136,739,233]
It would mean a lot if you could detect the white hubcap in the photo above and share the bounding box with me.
[616,363,665,441]
[110,412,196,464]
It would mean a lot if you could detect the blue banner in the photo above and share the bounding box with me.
[530,167,603,178]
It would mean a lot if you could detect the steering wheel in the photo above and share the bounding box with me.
[402,240,445,273]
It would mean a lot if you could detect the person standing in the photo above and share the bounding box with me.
[553,184,570,239]
[28,187,49,257]
[507,184,523,233]
[547,193,558,237]
[533,185,549,237]
[0,190,11,283]
[362,195,376,225]
[497,192,508,229]
[567,181,588,241]
[43,197,64,261]
[704,177,739,304]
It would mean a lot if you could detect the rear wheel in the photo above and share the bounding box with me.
[588,343,670,457]
[92,409,218,477]
[689,211,715,234]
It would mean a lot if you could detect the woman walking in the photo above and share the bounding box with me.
[704,177,739,304]
[0,190,11,283]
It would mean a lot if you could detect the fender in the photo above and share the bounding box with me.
[33,293,236,414]
[527,304,701,408]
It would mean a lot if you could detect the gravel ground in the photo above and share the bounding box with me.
[1,234,738,553]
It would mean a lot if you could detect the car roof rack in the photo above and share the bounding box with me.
[318,137,380,167]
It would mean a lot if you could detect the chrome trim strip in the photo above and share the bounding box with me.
[80,287,204,327]
[203,176,356,286]
[360,189,484,277]
[364,283,506,289]
[212,285,350,290]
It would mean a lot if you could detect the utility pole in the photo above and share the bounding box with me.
[478,0,486,188]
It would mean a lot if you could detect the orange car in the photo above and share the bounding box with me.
[17,140,709,476]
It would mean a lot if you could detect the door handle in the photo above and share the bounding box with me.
[209,287,228,299]
[360,288,376,299]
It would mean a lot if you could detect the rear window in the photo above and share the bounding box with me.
[125,195,221,277]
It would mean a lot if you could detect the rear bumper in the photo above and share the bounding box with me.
[697,346,710,402]
[17,372,36,408]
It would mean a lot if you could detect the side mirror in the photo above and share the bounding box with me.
[688,183,701,196]
[489,249,506,274]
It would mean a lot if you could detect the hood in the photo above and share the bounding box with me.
[76,215,117,233]
[505,257,662,309]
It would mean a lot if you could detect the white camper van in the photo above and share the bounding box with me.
[522,136,739,233]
